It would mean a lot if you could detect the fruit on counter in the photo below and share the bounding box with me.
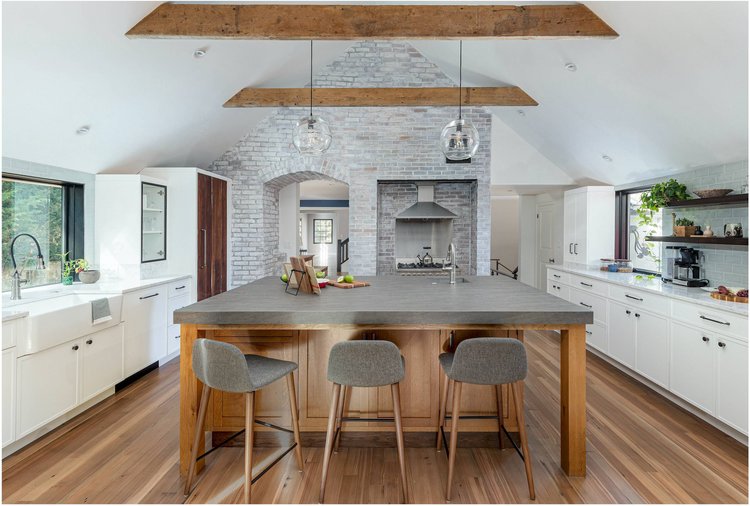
[717,285,730,295]
[337,276,345,283]
[316,271,325,278]
[281,274,289,283]
[738,289,749,298]
[344,274,355,283]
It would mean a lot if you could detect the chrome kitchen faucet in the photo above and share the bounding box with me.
[443,243,457,284]
[9,233,46,300]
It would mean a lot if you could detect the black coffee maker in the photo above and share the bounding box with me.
[672,247,708,287]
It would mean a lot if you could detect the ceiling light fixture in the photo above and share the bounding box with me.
[193,48,207,58]
[602,154,613,162]
[440,40,479,161]
[565,62,577,72]
[76,125,90,135]
[292,40,332,156]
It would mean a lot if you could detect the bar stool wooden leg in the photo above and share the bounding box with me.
[436,373,450,450]
[244,391,256,504]
[495,384,504,450]
[184,385,211,496]
[320,383,341,503]
[286,372,304,471]
[511,382,535,500]
[446,381,463,502]
[391,383,408,503]
[334,386,347,453]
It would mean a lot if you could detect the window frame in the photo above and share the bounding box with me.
[2,173,85,290]
[615,186,662,276]
[312,218,333,245]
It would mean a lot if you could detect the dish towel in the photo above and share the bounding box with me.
[91,298,112,325]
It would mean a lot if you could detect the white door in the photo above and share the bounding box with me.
[634,311,669,388]
[608,301,637,368]
[82,324,125,402]
[536,203,555,291]
[716,337,748,433]
[670,322,715,414]
[122,288,167,376]
[17,339,81,438]
[563,195,576,263]
[2,348,16,446]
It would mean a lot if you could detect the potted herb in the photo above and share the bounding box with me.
[636,178,689,226]
[62,255,89,285]
[673,215,697,237]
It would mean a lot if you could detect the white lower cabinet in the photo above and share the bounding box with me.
[123,288,167,376]
[634,311,669,388]
[670,322,717,414]
[17,339,82,438]
[607,301,636,369]
[716,337,748,433]
[585,322,607,353]
[82,325,125,402]
[2,348,17,446]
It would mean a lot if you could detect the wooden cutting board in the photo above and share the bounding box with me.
[711,291,748,303]
[330,280,371,289]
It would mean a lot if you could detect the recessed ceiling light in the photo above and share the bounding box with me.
[76,125,90,135]
[517,110,526,117]
[193,48,207,58]
[602,154,613,162]
[565,62,577,72]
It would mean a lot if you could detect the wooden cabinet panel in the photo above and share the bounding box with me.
[210,177,227,296]
[210,330,298,431]
[196,174,212,301]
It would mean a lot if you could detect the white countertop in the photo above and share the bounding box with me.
[547,263,748,316]
[1,274,191,321]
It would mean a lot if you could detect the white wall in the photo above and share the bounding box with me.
[517,196,538,287]
[278,183,299,261]
[490,196,519,274]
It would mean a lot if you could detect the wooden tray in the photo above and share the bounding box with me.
[330,280,371,289]
[710,292,748,303]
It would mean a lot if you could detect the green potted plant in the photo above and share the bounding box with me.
[635,178,689,226]
[672,215,697,237]
[62,255,88,285]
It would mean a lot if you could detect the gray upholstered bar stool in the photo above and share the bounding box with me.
[320,340,408,503]
[184,339,304,503]
[436,338,535,501]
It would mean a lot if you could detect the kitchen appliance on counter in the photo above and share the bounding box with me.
[671,247,709,287]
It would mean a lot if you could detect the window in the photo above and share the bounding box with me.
[616,189,662,274]
[313,219,333,244]
[2,176,84,291]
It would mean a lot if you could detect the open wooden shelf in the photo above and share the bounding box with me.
[665,194,748,208]
[646,235,748,246]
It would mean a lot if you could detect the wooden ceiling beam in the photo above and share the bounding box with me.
[223,87,538,108]
[126,3,618,40]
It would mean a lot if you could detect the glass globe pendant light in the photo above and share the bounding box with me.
[440,40,479,161]
[293,40,332,155]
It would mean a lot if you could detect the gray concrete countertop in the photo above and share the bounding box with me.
[175,275,593,326]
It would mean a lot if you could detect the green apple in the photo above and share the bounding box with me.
[344,274,355,283]
[281,274,289,283]
[337,276,345,283]
[316,271,325,278]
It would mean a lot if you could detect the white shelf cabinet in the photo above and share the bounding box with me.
[563,186,615,264]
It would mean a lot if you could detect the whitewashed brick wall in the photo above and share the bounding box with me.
[207,41,491,286]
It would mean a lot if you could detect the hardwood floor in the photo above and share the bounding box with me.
[3,331,747,503]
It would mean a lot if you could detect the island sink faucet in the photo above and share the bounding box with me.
[9,233,46,300]
[443,242,457,284]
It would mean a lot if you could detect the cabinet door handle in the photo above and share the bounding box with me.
[556,286,561,290]
[625,310,631,315]
[201,228,208,269]
[718,342,727,348]
[175,335,181,339]
[580,282,593,287]
[569,243,573,254]
[86,339,93,345]
[579,302,592,308]
[139,293,159,300]
[574,243,578,255]
[699,315,730,326]
[553,274,561,278]
[625,294,643,301]
[635,313,641,318]
[585,330,592,335]
[175,285,186,290]
[702,336,710,342]
[72,345,79,351]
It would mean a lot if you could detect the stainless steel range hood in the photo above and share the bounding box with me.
[396,184,456,220]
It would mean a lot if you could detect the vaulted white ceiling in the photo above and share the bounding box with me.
[2,1,747,186]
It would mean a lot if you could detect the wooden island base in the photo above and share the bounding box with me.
[179,324,587,478]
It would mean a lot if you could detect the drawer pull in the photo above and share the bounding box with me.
[86,339,93,345]
[139,293,159,300]
[699,315,730,326]
[635,313,640,318]
[556,286,561,290]
[626,310,631,315]
[175,335,181,339]
[585,330,592,335]
[625,294,643,302]
[702,336,710,342]
[175,285,186,290]
[553,274,561,278]
[718,342,727,348]
[579,302,592,308]
[580,282,593,287]
[72,345,79,351]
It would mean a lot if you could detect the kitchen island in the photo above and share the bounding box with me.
[175,275,593,477]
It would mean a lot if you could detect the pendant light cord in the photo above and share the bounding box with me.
[309,40,313,118]
[458,40,462,120]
